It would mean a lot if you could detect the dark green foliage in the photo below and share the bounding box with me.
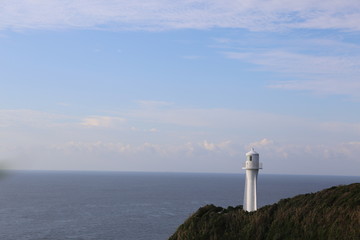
[169,183,360,240]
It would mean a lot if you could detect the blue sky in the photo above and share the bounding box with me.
[1,0,360,175]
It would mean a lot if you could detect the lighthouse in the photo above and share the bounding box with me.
[242,148,262,212]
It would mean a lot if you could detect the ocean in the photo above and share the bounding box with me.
[0,171,358,240]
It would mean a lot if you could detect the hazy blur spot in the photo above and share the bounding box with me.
[0,160,11,180]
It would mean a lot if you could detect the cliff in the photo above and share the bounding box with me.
[169,183,360,240]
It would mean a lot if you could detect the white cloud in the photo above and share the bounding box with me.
[136,100,173,109]
[81,116,126,128]
[2,107,360,145]
[224,41,360,98]
[269,78,360,98]
[128,107,211,127]
[201,140,232,152]
[1,0,360,31]
[2,1,360,100]
[226,50,360,76]
[248,138,274,148]
[149,128,158,132]
[5,138,360,175]
[122,126,158,133]
[0,110,127,129]
[319,122,360,135]
[0,109,73,128]
[240,139,360,175]
[1,107,360,174]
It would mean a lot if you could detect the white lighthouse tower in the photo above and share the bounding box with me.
[242,148,262,212]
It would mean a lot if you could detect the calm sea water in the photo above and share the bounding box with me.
[0,171,358,240]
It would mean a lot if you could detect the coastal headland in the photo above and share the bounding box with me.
[169,183,360,240]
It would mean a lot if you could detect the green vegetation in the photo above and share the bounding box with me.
[169,183,360,240]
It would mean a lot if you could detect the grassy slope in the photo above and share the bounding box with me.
[169,183,360,240]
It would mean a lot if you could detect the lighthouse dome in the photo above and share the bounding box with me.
[246,148,259,156]
[244,148,261,170]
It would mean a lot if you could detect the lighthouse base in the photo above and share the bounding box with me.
[243,169,258,212]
